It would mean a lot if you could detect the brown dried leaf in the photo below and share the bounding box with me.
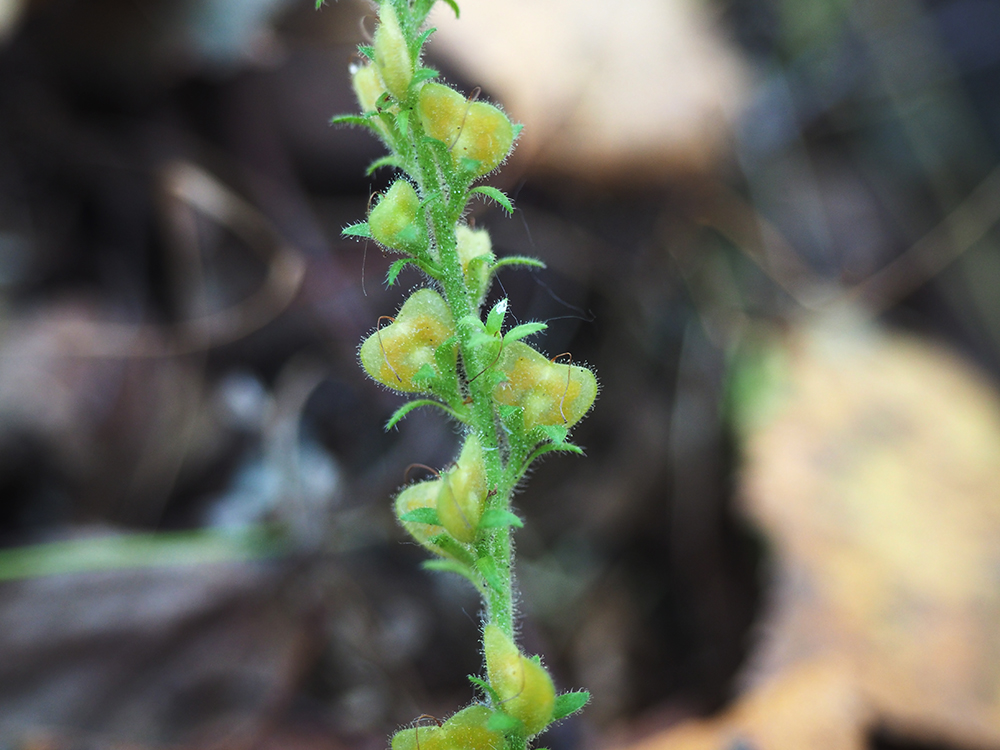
[428,0,749,182]
[625,314,1000,749]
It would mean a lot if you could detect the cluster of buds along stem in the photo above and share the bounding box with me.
[330,1,594,747]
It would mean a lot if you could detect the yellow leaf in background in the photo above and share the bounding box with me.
[0,0,25,41]
[624,313,1000,749]
[623,658,866,750]
[428,0,748,183]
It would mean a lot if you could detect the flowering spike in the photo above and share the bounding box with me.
[334,0,594,742]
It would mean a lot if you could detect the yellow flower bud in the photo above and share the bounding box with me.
[456,225,493,301]
[483,624,555,736]
[392,706,503,750]
[437,434,488,543]
[417,83,515,177]
[352,62,385,114]
[418,82,466,145]
[359,289,456,393]
[374,2,412,100]
[395,479,450,557]
[391,725,443,750]
[453,103,514,177]
[440,705,503,750]
[369,180,424,253]
[493,342,598,430]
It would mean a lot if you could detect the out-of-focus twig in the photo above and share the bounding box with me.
[0,161,307,359]
[689,164,1000,318]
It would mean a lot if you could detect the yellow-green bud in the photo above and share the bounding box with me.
[493,341,598,430]
[440,706,503,750]
[456,225,493,302]
[351,62,385,114]
[395,479,450,558]
[374,2,412,100]
[417,83,515,177]
[436,434,488,543]
[369,180,424,253]
[359,289,456,393]
[391,706,503,750]
[391,725,442,750]
[484,624,555,736]
[453,102,515,177]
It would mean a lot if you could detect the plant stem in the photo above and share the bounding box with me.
[414,124,515,638]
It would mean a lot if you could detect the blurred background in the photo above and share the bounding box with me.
[0,0,999,748]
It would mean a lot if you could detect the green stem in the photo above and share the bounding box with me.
[412,124,516,638]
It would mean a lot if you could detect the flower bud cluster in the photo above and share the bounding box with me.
[333,2,594,747]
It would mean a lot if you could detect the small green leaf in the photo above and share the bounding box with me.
[411,67,440,86]
[512,123,524,139]
[526,441,585,470]
[427,535,477,566]
[471,186,514,214]
[366,155,403,175]
[476,556,505,592]
[483,369,508,391]
[415,28,436,51]
[396,109,410,137]
[552,691,590,721]
[411,363,437,386]
[458,156,481,175]
[434,335,459,375]
[413,0,433,19]
[330,114,377,129]
[315,0,324,10]
[342,222,372,239]
[492,255,546,272]
[385,259,412,287]
[487,711,523,733]
[486,298,508,336]
[459,314,487,335]
[442,0,460,18]
[385,399,462,430]
[468,675,501,704]
[400,507,441,525]
[423,559,483,590]
[497,404,521,422]
[358,44,375,61]
[538,424,569,445]
[504,322,547,343]
[478,509,523,529]
[469,330,499,350]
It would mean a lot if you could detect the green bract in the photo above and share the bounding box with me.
[330,2,595,748]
